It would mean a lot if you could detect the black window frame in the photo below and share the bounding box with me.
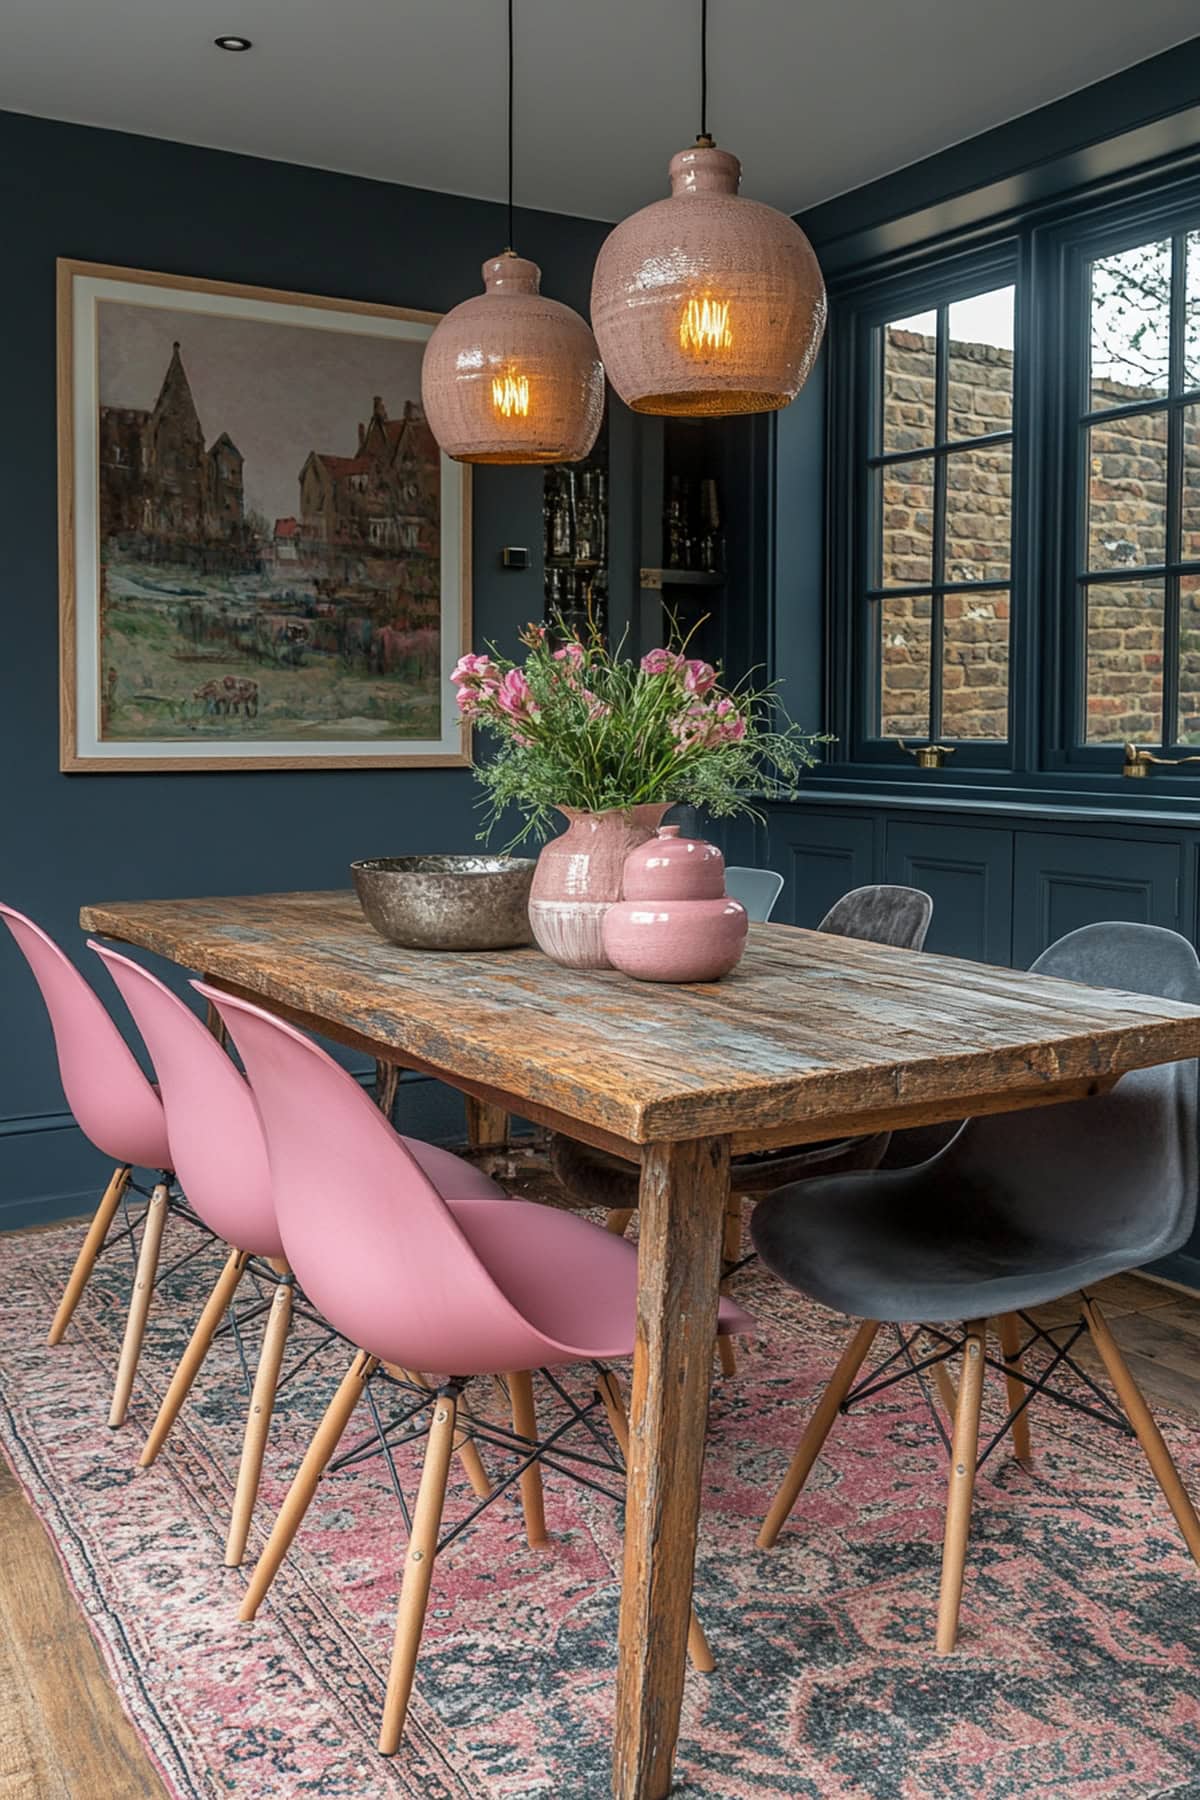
[1045,188,1200,771]
[825,158,1200,796]
[833,241,1023,772]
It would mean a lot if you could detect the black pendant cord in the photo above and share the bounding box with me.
[698,0,710,142]
[506,0,515,252]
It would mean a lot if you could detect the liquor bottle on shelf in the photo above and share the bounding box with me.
[549,471,577,563]
[665,477,687,568]
[699,478,724,575]
[576,470,599,565]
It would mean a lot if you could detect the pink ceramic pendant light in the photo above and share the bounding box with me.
[422,0,604,464]
[590,0,827,418]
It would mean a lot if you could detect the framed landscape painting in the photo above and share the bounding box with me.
[58,260,471,770]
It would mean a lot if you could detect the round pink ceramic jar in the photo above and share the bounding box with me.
[619,823,726,901]
[602,824,748,983]
[602,895,748,983]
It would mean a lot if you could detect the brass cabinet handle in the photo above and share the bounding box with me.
[1122,742,1200,778]
[896,739,956,770]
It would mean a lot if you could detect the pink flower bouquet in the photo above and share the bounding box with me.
[453,619,824,844]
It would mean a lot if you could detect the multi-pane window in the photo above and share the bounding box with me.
[869,286,1015,745]
[1081,231,1200,746]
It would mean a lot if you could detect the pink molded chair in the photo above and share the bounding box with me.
[1,903,174,1426]
[91,942,503,1565]
[199,980,753,1755]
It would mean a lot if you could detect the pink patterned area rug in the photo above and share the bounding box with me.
[3,1216,1200,1800]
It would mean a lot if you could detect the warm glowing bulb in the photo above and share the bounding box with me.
[679,293,733,355]
[492,370,530,417]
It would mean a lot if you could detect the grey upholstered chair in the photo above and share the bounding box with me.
[549,882,934,1373]
[724,866,785,923]
[752,920,1200,1654]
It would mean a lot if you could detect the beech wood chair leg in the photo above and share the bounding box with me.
[926,1338,959,1419]
[936,1319,987,1654]
[108,1180,171,1429]
[596,1370,715,1674]
[757,1319,879,1549]
[239,1350,379,1620]
[225,1273,295,1567]
[47,1163,131,1346]
[1081,1294,1200,1564]
[507,1369,548,1546]
[378,1387,459,1755]
[401,1369,490,1499]
[140,1247,250,1465]
[996,1312,1032,1464]
[605,1208,635,1237]
[717,1193,744,1378]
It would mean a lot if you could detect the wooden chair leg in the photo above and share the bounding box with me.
[596,1370,715,1673]
[107,1180,170,1429]
[140,1247,250,1465]
[239,1350,378,1620]
[398,1368,490,1499]
[936,1319,986,1654]
[507,1369,548,1546]
[757,1320,879,1549]
[923,1336,959,1419]
[47,1164,131,1346]
[605,1208,635,1237]
[717,1193,744,1378]
[996,1312,1032,1464]
[378,1387,459,1755]
[1081,1294,1200,1565]
[225,1271,294,1567]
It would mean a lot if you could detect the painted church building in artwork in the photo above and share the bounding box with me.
[98,341,247,558]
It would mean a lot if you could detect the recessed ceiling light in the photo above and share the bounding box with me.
[214,35,252,52]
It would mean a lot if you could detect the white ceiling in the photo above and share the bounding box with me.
[2,0,1194,223]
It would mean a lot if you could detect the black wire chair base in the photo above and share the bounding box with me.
[840,1306,1135,1472]
[324,1362,629,1555]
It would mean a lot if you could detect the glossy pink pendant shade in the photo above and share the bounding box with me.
[422,253,605,465]
[591,141,827,418]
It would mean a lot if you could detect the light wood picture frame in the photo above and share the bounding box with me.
[58,259,471,771]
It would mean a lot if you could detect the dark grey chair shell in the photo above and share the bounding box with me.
[818,884,933,951]
[547,882,934,1217]
[751,921,1200,1323]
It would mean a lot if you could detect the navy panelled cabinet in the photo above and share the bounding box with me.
[761,795,1200,1291]
[1011,832,1184,966]
[884,821,1014,964]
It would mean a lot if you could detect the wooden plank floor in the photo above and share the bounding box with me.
[0,1204,1196,1800]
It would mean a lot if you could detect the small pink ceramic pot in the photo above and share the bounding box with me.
[620,824,725,901]
[601,896,748,983]
[603,825,748,982]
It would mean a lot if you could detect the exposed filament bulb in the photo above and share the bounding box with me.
[492,369,530,417]
[679,293,733,354]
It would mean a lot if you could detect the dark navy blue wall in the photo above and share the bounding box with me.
[0,108,611,1228]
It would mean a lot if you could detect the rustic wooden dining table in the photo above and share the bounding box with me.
[80,889,1200,1799]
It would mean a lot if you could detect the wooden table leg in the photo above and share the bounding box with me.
[613,1135,729,1800]
[464,1095,509,1151]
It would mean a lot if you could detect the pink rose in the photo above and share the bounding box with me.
[683,658,717,695]
[553,641,585,666]
[640,648,684,676]
[451,652,493,686]
[495,667,539,727]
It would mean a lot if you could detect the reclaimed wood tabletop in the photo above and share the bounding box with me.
[80,889,1200,1800]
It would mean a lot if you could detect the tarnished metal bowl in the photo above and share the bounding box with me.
[351,855,537,951]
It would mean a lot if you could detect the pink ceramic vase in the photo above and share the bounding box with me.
[528,805,670,970]
[602,825,749,984]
